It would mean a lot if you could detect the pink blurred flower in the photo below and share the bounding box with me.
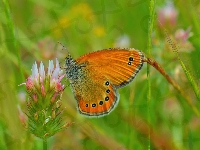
[158,2,178,28]
[17,105,27,127]
[175,27,192,45]
[174,27,194,52]
[38,38,56,59]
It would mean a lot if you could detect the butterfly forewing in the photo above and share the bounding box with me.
[76,48,144,88]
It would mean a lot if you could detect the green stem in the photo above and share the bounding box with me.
[147,0,155,149]
[43,139,47,150]
[176,52,200,102]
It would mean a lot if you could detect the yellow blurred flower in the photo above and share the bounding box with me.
[52,3,96,38]
[71,3,95,20]
[93,26,105,37]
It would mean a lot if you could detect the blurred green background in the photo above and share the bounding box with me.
[1,0,200,149]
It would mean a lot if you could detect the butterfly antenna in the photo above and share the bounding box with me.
[57,41,68,52]
[57,41,73,59]
[57,41,71,56]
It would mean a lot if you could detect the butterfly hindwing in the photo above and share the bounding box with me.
[69,67,119,117]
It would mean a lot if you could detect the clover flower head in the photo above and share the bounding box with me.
[20,59,71,139]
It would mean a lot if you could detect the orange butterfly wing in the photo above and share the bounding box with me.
[75,75,120,117]
[69,48,144,117]
[76,48,144,88]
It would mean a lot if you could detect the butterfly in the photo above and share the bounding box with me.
[62,43,144,117]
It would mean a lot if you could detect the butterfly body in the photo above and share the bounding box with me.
[65,48,144,117]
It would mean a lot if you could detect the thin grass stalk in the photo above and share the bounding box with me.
[2,0,24,82]
[164,29,200,103]
[147,0,156,149]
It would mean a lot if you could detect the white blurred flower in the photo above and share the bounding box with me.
[114,35,130,48]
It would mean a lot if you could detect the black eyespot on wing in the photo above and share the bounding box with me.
[105,96,109,101]
[129,57,133,61]
[106,89,110,93]
[86,104,88,107]
[128,62,132,65]
[105,81,109,86]
[99,101,103,105]
[92,103,96,107]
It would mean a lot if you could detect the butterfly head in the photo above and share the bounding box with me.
[57,42,78,80]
